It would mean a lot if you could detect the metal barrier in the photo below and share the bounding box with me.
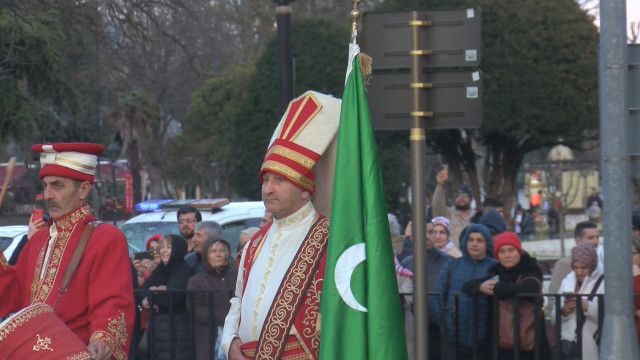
[130,288,233,360]
[129,289,610,360]
[401,292,608,360]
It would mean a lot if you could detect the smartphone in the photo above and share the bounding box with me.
[133,250,154,261]
[491,275,499,281]
[31,209,44,227]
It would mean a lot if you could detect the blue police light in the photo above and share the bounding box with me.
[135,199,173,211]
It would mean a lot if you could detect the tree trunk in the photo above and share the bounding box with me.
[127,140,143,205]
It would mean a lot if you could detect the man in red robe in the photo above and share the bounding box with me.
[221,91,340,360]
[0,143,135,360]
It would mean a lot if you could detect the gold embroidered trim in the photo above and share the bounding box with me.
[86,310,128,360]
[255,216,328,360]
[274,201,313,228]
[33,334,53,352]
[90,330,127,360]
[241,336,305,358]
[299,276,322,355]
[0,251,7,269]
[107,311,128,346]
[261,160,314,191]
[265,145,317,170]
[249,202,314,335]
[66,352,92,360]
[0,303,51,341]
[30,205,91,304]
[252,231,282,338]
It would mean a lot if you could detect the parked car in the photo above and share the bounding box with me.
[0,225,28,261]
[120,199,265,256]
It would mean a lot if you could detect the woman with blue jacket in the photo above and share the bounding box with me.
[428,223,496,359]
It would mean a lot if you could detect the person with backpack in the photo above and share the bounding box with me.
[428,223,496,359]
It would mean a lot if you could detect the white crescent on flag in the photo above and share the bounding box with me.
[334,242,367,312]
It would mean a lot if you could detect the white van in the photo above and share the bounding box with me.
[120,199,265,256]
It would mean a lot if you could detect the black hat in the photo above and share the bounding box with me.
[456,184,472,197]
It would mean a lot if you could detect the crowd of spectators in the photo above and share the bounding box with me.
[393,173,638,360]
[127,183,637,360]
[129,206,270,360]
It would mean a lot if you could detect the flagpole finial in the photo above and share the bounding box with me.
[350,0,363,39]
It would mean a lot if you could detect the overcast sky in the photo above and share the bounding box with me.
[628,1,639,25]
[586,1,639,29]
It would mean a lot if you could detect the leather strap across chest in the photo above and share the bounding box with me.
[53,221,101,309]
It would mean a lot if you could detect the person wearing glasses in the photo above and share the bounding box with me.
[177,206,202,253]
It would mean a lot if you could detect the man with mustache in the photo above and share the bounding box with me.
[221,91,340,360]
[0,143,134,360]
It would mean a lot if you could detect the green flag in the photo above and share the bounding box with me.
[319,42,408,359]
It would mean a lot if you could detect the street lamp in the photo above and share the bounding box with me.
[106,142,120,225]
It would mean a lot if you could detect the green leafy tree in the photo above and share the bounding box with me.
[165,64,254,197]
[0,1,94,145]
[376,0,599,215]
[231,18,349,199]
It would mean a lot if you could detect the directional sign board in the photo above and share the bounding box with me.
[367,70,482,130]
[362,9,482,69]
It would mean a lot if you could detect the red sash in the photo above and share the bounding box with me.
[241,214,329,360]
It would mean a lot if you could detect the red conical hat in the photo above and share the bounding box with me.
[259,91,341,194]
[0,303,90,359]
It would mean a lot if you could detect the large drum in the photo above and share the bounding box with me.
[0,303,90,359]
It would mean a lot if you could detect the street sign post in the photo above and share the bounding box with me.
[361,9,483,360]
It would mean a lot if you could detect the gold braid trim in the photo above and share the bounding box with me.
[30,204,92,304]
[90,331,126,360]
[261,160,314,191]
[66,352,91,360]
[255,216,328,360]
[265,145,317,170]
[90,311,129,360]
[0,303,51,341]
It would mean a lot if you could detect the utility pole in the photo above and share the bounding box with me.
[599,0,639,358]
[273,0,294,117]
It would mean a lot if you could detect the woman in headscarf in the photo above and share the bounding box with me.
[555,243,604,360]
[466,231,551,360]
[139,234,194,360]
[432,216,462,258]
[187,239,238,360]
[430,223,496,359]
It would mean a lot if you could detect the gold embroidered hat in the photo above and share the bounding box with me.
[32,143,105,184]
[0,303,90,359]
[259,91,341,194]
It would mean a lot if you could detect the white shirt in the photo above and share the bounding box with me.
[221,201,316,356]
[553,263,604,360]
